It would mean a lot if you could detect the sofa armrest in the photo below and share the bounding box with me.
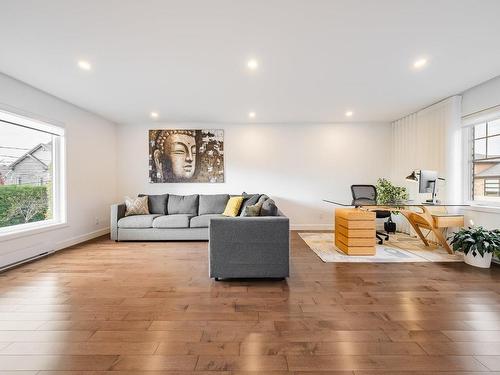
[110,203,126,240]
[209,216,290,278]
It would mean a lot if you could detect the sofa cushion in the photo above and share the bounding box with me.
[260,198,278,216]
[199,194,229,215]
[138,194,168,214]
[167,194,199,215]
[153,214,194,228]
[257,194,269,204]
[190,214,226,228]
[118,214,161,228]
[239,194,260,216]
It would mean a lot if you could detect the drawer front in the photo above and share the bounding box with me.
[335,208,376,220]
[433,215,464,228]
[336,240,376,255]
[336,224,375,238]
[336,232,376,247]
[336,217,376,229]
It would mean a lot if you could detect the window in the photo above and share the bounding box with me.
[471,118,500,203]
[0,110,65,234]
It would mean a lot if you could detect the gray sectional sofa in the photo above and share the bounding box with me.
[110,193,290,279]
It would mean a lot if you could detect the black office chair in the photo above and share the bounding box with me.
[351,185,390,245]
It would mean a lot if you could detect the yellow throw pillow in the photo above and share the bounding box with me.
[223,196,244,217]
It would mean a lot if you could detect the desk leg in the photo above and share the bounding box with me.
[400,211,430,247]
[431,228,453,254]
[400,210,453,254]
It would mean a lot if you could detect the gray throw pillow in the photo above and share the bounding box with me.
[138,194,168,214]
[167,194,199,215]
[257,194,269,205]
[241,202,263,217]
[260,198,278,216]
[199,194,229,215]
[239,193,261,216]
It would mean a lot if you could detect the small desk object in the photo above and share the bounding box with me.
[325,200,468,254]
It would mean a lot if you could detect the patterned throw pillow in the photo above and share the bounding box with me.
[125,196,149,216]
[241,202,263,217]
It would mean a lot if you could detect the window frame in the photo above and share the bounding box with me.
[466,116,500,207]
[0,109,66,239]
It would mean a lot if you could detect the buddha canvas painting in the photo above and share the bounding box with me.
[149,129,224,183]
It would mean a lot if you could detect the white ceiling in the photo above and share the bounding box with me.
[1,0,500,125]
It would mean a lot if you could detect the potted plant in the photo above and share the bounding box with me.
[449,226,500,268]
[375,178,409,233]
[376,178,409,205]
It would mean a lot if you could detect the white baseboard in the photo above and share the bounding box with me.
[0,227,110,271]
[53,227,110,252]
[291,224,333,230]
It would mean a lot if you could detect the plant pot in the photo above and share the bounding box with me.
[463,251,492,268]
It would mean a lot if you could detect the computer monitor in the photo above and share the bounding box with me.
[419,170,438,203]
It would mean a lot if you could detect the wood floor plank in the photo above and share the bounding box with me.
[0,355,118,371]
[420,341,500,355]
[287,354,489,371]
[109,355,198,371]
[0,341,159,355]
[475,356,500,371]
[196,355,288,371]
[240,341,425,355]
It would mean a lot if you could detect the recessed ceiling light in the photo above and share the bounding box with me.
[77,60,92,71]
[345,111,353,117]
[247,59,259,70]
[413,58,428,69]
[150,111,159,119]
[248,111,256,119]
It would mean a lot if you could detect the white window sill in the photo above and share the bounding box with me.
[462,204,500,214]
[0,221,68,242]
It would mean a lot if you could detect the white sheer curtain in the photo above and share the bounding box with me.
[390,96,462,234]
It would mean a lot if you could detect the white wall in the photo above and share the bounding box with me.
[0,73,118,267]
[462,76,500,117]
[116,122,391,228]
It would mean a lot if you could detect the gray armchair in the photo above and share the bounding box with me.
[209,213,290,280]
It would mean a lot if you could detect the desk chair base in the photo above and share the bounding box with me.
[376,230,389,245]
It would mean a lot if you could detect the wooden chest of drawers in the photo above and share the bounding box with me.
[335,208,376,255]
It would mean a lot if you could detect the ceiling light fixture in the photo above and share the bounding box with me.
[247,59,259,70]
[345,111,353,117]
[150,111,159,119]
[77,60,92,71]
[413,58,428,69]
[248,111,256,119]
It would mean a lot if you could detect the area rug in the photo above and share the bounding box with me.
[298,232,463,263]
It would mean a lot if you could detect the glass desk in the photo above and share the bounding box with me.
[324,199,468,254]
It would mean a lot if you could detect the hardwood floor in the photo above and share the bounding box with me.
[0,231,500,374]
